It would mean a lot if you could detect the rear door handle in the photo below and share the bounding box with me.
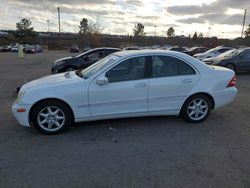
[135,83,146,88]
[182,79,193,84]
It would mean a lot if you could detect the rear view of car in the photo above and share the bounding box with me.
[70,45,80,53]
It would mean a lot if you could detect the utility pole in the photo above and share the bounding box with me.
[47,20,50,32]
[241,9,247,38]
[57,7,61,34]
[154,25,157,37]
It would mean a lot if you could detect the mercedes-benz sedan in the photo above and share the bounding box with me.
[12,50,237,134]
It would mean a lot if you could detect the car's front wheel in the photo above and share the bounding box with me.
[31,100,73,134]
[181,94,212,123]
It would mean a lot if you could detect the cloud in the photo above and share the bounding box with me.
[167,0,250,26]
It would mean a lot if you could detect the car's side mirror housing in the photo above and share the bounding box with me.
[96,77,109,85]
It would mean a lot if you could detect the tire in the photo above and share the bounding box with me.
[225,64,236,73]
[65,67,76,72]
[31,100,73,134]
[181,94,212,123]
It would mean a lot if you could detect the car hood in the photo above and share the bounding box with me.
[54,56,76,64]
[21,72,82,92]
[193,53,204,57]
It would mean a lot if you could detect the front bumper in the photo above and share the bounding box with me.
[12,102,32,127]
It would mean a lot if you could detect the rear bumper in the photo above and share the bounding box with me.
[12,102,32,127]
[212,87,237,109]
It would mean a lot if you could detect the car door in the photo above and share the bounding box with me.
[88,56,148,116]
[148,55,200,112]
[237,50,250,71]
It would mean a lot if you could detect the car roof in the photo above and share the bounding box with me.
[114,49,186,57]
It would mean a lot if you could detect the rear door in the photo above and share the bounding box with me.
[148,55,200,111]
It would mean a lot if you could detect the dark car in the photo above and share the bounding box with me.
[184,47,208,56]
[124,46,140,50]
[2,45,11,52]
[70,45,80,53]
[207,47,250,73]
[51,47,121,74]
[25,46,37,54]
[168,46,186,52]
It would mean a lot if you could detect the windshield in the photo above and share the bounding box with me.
[229,48,245,57]
[204,47,218,54]
[218,49,236,58]
[81,54,119,79]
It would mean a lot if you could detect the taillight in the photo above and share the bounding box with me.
[227,75,236,87]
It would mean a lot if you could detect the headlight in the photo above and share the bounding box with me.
[15,91,26,103]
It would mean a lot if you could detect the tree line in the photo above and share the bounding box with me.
[6,18,250,46]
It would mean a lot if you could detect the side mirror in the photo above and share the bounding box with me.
[96,77,109,85]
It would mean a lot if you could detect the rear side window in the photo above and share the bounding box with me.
[152,56,195,78]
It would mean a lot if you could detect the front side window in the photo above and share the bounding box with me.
[241,50,250,59]
[152,56,195,78]
[106,56,146,82]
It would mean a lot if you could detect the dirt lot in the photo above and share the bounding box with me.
[0,51,250,188]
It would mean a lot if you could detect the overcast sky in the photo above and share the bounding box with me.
[0,0,249,38]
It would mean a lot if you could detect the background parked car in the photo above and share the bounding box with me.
[124,46,140,50]
[183,47,209,56]
[206,47,250,72]
[203,49,236,64]
[25,46,37,54]
[52,47,121,73]
[167,46,186,52]
[2,45,11,52]
[194,46,235,61]
[70,45,80,53]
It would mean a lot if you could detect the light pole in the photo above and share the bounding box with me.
[208,27,211,37]
[57,7,61,34]
[47,20,50,32]
[222,32,224,39]
[154,25,157,37]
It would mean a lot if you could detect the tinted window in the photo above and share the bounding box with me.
[106,57,145,82]
[152,56,195,78]
[87,50,105,60]
[218,48,230,53]
[241,50,250,58]
[106,49,119,56]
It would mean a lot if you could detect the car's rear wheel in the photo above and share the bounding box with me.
[181,94,212,123]
[31,100,73,134]
[225,63,236,72]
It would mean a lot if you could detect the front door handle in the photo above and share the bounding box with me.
[135,83,146,88]
[182,79,193,84]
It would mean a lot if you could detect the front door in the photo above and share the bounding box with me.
[88,56,148,116]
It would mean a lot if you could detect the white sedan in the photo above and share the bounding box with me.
[12,50,237,134]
